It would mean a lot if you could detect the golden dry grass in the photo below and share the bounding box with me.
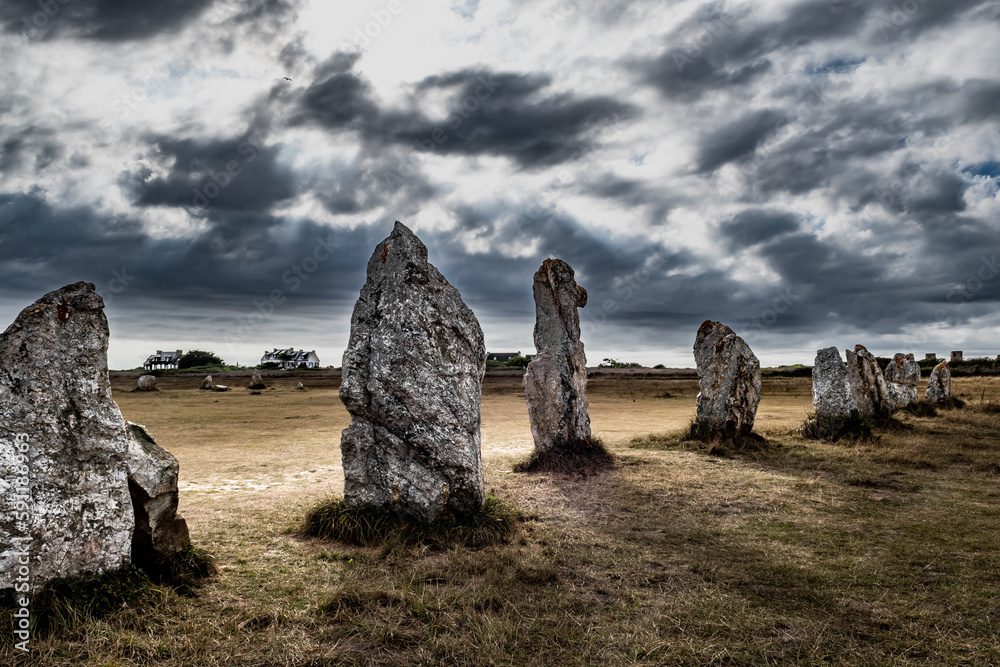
[5,372,1000,665]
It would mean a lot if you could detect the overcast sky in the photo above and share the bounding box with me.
[1,0,998,369]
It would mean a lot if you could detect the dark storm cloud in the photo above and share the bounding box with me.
[636,0,996,101]
[696,108,786,172]
[294,59,637,169]
[0,125,60,174]
[1,0,213,41]
[719,210,799,248]
[0,189,382,308]
[127,133,298,214]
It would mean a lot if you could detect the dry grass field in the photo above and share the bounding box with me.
[7,372,1000,666]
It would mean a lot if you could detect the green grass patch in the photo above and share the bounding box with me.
[302,495,524,549]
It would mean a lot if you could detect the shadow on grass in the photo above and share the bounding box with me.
[0,546,216,641]
[301,496,524,550]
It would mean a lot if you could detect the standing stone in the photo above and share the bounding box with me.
[136,374,158,391]
[248,369,266,390]
[339,221,485,523]
[925,361,952,405]
[0,283,134,589]
[296,382,305,391]
[523,259,591,452]
[884,353,921,410]
[125,422,190,563]
[201,375,213,390]
[846,344,891,419]
[693,320,761,438]
[812,347,855,418]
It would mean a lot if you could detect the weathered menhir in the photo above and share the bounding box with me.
[692,320,762,441]
[0,282,189,592]
[339,222,486,523]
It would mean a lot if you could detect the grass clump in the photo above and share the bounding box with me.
[513,438,615,475]
[802,411,875,442]
[1,565,151,640]
[905,400,939,417]
[138,545,218,594]
[687,421,768,454]
[0,546,217,642]
[302,495,523,549]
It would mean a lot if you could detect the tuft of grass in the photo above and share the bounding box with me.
[802,411,875,442]
[905,400,939,418]
[302,495,523,549]
[513,438,615,475]
[139,546,218,594]
[1,547,217,642]
[2,566,151,639]
[687,421,768,453]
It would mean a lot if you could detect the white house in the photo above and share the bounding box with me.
[260,348,321,369]
[143,349,182,371]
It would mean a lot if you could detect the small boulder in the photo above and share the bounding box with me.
[296,382,305,391]
[884,353,920,410]
[201,375,213,390]
[846,345,891,419]
[248,369,266,390]
[125,422,190,563]
[213,384,229,392]
[692,320,761,439]
[340,221,485,523]
[925,361,952,405]
[812,347,855,418]
[136,374,159,391]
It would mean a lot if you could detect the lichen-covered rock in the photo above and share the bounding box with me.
[201,375,213,390]
[884,353,921,410]
[248,369,266,390]
[296,382,305,391]
[846,344,891,419]
[125,422,190,563]
[693,320,761,438]
[812,347,855,418]
[213,384,229,392]
[137,374,158,391]
[925,361,952,405]
[0,283,134,590]
[339,221,485,523]
[523,259,591,452]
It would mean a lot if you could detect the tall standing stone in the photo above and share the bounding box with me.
[884,353,921,410]
[523,259,591,452]
[812,347,855,418]
[693,320,761,438]
[846,344,891,419]
[339,221,486,523]
[925,361,952,405]
[0,283,134,589]
[201,375,214,390]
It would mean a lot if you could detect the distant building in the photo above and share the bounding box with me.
[487,351,522,362]
[144,349,182,371]
[925,353,937,360]
[260,348,321,369]
[951,351,963,363]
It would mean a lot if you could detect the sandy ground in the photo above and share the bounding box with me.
[111,372,965,538]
